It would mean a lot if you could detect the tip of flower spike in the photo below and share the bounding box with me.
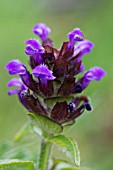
[68,28,84,41]
[32,23,51,41]
[67,28,84,49]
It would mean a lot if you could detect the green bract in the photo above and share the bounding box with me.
[28,112,63,137]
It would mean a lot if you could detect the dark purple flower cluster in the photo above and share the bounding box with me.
[5,23,106,125]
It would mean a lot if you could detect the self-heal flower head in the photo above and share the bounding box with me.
[32,64,56,86]
[5,60,26,75]
[67,28,84,49]
[82,67,107,89]
[32,23,51,42]
[5,23,106,126]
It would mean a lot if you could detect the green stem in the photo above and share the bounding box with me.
[38,139,52,170]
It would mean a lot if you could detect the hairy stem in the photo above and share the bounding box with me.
[38,139,52,170]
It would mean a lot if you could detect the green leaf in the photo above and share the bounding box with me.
[54,163,79,170]
[56,167,91,170]
[51,159,90,170]
[50,159,77,170]
[0,159,35,170]
[48,135,80,166]
[28,112,63,137]
[57,167,91,170]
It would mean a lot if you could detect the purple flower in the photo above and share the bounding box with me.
[80,63,85,73]
[7,78,29,109]
[67,28,84,49]
[25,39,45,65]
[74,40,94,62]
[82,67,107,89]
[25,39,44,55]
[5,60,37,92]
[5,59,28,84]
[5,60,26,75]
[7,78,38,112]
[7,78,27,96]
[32,64,55,86]
[32,23,51,42]
[5,23,107,125]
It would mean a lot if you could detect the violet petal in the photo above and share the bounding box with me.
[7,78,27,95]
[82,67,107,89]
[32,64,55,80]
[32,23,51,41]
[32,64,55,86]
[5,60,26,75]
[74,40,94,62]
[67,28,84,49]
[25,39,44,55]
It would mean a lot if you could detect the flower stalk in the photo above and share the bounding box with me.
[38,139,52,170]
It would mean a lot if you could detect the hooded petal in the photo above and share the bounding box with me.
[32,23,51,41]
[32,64,55,80]
[82,67,107,89]
[32,64,55,86]
[7,78,27,95]
[67,28,84,49]
[5,60,26,75]
[5,60,37,91]
[7,78,24,87]
[74,40,94,62]
[25,39,44,55]
[84,67,106,81]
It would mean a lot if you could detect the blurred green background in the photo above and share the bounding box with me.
[0,0,113,169]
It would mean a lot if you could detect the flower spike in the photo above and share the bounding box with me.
[5,23,106,124]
